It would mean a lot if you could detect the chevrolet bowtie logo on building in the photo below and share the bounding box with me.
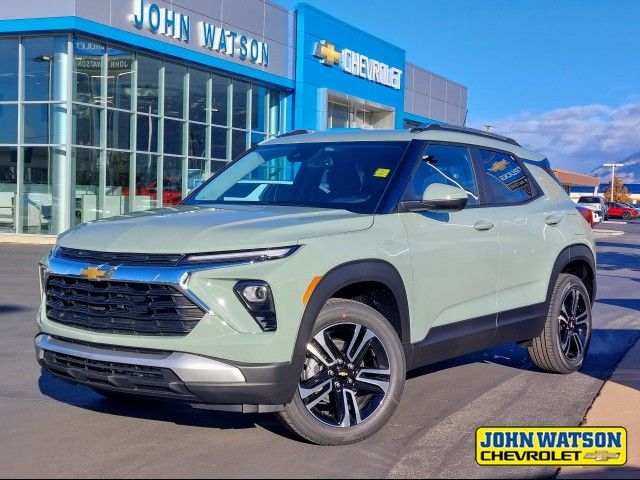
[313,40,403,90]
[314,40,341,66]
[80,266,114,281]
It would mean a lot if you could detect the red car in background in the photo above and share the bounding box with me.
[122,178,183,206]
[606,202,639,220]
[576,205,595,228]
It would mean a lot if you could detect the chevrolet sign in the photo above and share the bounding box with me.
[314,40,403,90]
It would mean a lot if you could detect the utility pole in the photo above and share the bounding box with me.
[603,163,624,202]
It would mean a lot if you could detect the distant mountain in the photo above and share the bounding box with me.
[591,151,640,183]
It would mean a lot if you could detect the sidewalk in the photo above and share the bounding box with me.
[558,338,640,479]
[0,233,56,245]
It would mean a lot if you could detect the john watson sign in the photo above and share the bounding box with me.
[130,0,269,67]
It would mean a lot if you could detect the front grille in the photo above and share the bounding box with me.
[45,275,205,336]
[42,350,198,400]
[57,247,185,266]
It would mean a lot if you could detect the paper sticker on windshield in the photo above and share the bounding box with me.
[374,168,391,178]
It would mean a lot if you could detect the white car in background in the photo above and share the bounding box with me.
[577,196,608,222]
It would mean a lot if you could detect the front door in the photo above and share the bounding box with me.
[400,143,500,343]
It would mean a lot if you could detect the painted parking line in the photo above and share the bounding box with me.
[594,229,625,238]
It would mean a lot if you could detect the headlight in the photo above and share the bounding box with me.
[181,246,299,265]
[234,280,277,332]
[38,261,48,296]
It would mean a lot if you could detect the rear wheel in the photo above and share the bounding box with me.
[623,212,632,220]
[278,298,405,445]
[528,274,592,374]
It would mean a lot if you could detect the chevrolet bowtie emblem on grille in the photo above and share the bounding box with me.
[80,266,113,281]
[314,40,342,66]
[583,450,621,462]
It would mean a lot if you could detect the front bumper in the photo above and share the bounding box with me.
[35,334,298,412]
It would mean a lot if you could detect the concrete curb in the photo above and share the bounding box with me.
[558,338,640,479]
[0,234,56,245]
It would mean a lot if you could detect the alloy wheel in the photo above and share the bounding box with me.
[558,287,591,361]
[299,322,391,428]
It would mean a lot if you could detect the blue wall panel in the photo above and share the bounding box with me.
[294,4,406,129]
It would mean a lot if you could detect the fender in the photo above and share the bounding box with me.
[546,243,597,305]
[289,259,411,374]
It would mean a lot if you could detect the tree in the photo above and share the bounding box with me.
[603,176,632,203]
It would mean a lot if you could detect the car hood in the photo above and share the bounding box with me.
[57,205,374,253]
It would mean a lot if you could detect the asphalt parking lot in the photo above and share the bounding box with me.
[1,222,639,479]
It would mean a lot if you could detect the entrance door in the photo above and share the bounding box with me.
[327,96,394,129]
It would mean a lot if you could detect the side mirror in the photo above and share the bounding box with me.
[402,183,469,212]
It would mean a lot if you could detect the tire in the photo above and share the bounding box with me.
[278,298,406,445]
[528,274,592,374]
[623,212,632,220]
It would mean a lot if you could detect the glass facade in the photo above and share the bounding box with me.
[0,34,285,234]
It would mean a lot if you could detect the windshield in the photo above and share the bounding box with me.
[185,141,409,214]
[579,196,600,203]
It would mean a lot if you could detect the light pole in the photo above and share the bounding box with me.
[603,163,624,202]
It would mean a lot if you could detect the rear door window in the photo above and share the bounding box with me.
[479,149,535,204]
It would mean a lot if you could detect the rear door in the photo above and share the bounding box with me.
[474,148,564,334]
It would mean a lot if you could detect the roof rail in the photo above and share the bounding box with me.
[409,124,521,147]
[277,129,313,138]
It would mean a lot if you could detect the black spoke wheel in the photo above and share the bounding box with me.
[529,273,592,373]
[558,288,590,361]
[300,322,391,428]
[278,298,405,445]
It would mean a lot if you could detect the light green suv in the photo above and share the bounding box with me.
[35,125,596,445]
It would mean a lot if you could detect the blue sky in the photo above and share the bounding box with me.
[275,0,640,174]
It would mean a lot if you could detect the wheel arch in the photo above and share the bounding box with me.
[290,260,411,371]
[548,244,596,305]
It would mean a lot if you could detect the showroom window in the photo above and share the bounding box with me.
[0,33,285,234]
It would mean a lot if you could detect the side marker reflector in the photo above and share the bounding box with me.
[303,275,322,305]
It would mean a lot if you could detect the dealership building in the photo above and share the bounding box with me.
[0,0,467,236]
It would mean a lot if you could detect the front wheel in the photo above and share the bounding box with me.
[623,212,632,220]
[278,298,406,445]
[528,274,592,374]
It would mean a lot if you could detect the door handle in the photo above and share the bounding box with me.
[545,214,562,226]
[474,220,494,231]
